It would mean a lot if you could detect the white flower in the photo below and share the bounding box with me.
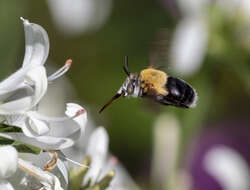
[10,151,69,189]
[0,65,47,115]
[0,18,87,190]
[0,18,79,145]
[0,103,87,150]
[0,146,18,179]
[0,146,18,190]
[0,104,86,188]
[0,17,49,115]
[2,151,66,190]
[84,127,109,184]
[0,17,71,116]
[169,0,209,77]
[47,0,112,36]
[171,0,250,76]
[85,127,139,190]
[204,146,250,190]
[21,17,49,68]
[0,60,72,138]
[17,158,64,190]
[170,16,208,76]
[65,126,139,189]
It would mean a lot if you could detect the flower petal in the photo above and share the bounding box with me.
[3,114,26,128]
[47,0,112,36]
[21,18,49,67]
[0,66,47,115]
[0,111,82,149]
[0,97,32,115]
[1,103,85,149]
[85,127,109,184]
[18,158,63,190]
[0,84,33,103]
[86,127,109,158]
[27,112,50,136]
[0,146,18,179]
[56,151,69,184]
[65,103,87,132]
[25,66,48,108]
[0,132,77,150]
[204,146,250,190]
[170,17,208,76]
[19,152,69,187]
[0,66,30,94]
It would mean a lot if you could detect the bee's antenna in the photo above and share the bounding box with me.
[123,56,130,76]
[99,92,124,113]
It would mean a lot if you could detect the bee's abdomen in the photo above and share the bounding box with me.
[158,77,197,108]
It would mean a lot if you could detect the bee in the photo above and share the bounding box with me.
[99,56,198,113]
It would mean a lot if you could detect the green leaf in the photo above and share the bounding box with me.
[0,124,22,133]
[0,137,41,154]
[11,141,41,155]
[0,124,40,154]
[0,137,14,145]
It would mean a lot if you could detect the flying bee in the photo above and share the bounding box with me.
[99,56,198,113]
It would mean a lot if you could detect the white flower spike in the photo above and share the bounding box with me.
[0,17,88,189]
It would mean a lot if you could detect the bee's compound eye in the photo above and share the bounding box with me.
[127,84,134,94]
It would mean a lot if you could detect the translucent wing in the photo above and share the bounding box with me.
[148,29,170,70]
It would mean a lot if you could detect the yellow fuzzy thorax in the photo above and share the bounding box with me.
[140,68,168,96]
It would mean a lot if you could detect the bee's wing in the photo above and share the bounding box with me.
[148,29,170,70]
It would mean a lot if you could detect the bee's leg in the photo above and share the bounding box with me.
[43,150,58,171]
[155,94,171,105]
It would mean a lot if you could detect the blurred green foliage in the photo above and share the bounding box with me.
[2,1,250,189]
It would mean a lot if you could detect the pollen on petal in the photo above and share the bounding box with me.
[110,156,118,166]
[75,109,86,116]
[65,59,72,68]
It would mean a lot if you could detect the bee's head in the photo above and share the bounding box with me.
[99,56,141,113]
[118,73,140,97]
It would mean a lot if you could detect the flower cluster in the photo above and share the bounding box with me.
[0,18,139,190]
[0,17,87,190]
